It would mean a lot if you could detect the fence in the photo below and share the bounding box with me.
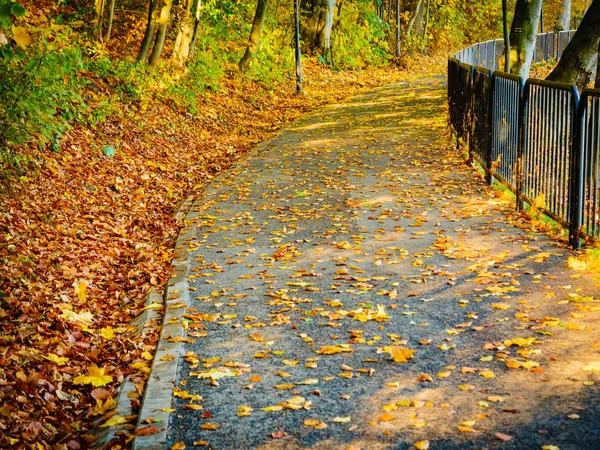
[448,32,600,248]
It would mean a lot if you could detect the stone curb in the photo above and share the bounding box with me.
[93,290,164,448]
[132,195,199,449]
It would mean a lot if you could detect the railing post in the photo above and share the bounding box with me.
[569,87,583,249]
[517,78,527,211]
[486,71,494,185]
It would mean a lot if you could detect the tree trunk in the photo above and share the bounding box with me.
[420,0,430,54]
[173,0,200,65]
[508,0,543,78]
[547,0,600,91]
[300,0,327,53]
[239,0,269,71]
[596,40,600,88]
[103,0,117,42]
[148,0,174,70]
[93,0,106,41]
[502,0,510,72]
[138,0,160,63]
[189,17,201,59]
[406,0,424,37]
[321,0,336,62]
[395,0,401,58]
[555,0,571,31]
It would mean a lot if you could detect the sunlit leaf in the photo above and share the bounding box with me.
[73,364,113,387]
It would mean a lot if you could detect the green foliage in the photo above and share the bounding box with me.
[332,2,391,68]
[0,6,90,165]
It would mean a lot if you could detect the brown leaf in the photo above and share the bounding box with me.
[494,432,513,441]
[136,426,162,435]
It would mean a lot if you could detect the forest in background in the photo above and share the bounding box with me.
[0,0,595,448]
[0,0,591,164]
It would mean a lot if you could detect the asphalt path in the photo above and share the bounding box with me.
[157,78,600,450]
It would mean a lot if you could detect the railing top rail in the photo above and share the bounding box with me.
[473,66,492,75]
[459,62,474,71]
[491,70,525,87]
[580,88,600,100]
[525,78,581,96]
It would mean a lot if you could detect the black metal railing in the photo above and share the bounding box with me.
[491,72,524,191]
[578,89,600,241]
[448,31,600,248]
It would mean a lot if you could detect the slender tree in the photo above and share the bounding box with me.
[395,0,401,59]
[420,0,430,54]
[596,40,600,87]
[556,0,571,31]
[173,0,201,65]
[294,0,303,94]
[502,0,510,72]
[547,0,600,90]
[93,0,106,41]
[507,0,543,78]
[239,0,269,71]
[138,0,160,63]
[406,0,424,37]
[104,0,117,42]
[321,0,336,62]
[148,0,174,70]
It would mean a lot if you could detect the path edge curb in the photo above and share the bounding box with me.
[131,195,198,449]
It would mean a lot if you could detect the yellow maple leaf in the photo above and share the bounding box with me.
[99,415,128,428]
[99,327,116,340]
[74,280,87,302]
[315,344,354,355]
[504,337,536,347]
[93,397,117,416]
[237,405,253,417]
[479,369,496,379]
[42,353,69,366]
[381,346,415,363]
[491,303,511,310]
[415,441,430,450]
[12,26,33,49]
[73,364,113,387]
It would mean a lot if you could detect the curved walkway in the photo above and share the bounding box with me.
[138,78,600,450]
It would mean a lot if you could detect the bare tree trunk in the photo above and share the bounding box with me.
[395,0,401,58]
[103,0,117,42]
[508,0,543,78]
[556,0,571,31]
[406,0,424,37]
[596,40,600,88]
[547,0,600,91]
[502,0,510,72]
[148,0,174,70]
[321,0,336,63]
[173,0,200,64]
[93,0,106,41]
[239,0,269,71]
[300,0,327,53]
[138,0,160,63]
[420,0,429,54]
[189,17,201,59]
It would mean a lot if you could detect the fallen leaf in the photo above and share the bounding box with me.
[73,364,113,387]
[271,431,287,438]
[380,346,415,363]
[494,432,513,441]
